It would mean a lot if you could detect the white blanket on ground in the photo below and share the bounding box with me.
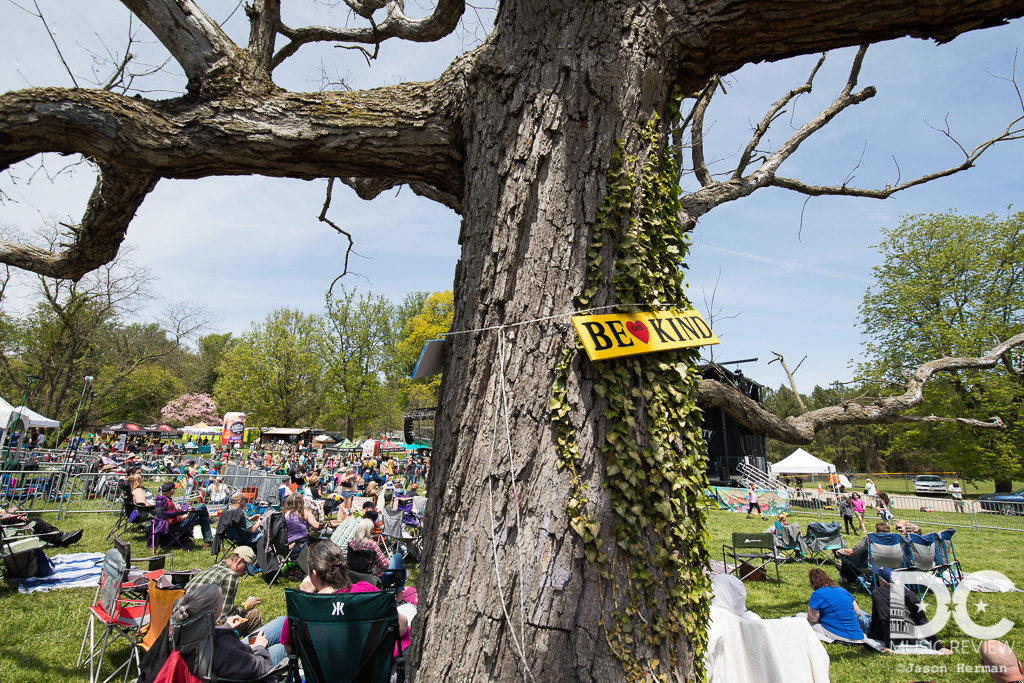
[707,606,831,683]
[959,571,1022,593]
[17,552,104,593]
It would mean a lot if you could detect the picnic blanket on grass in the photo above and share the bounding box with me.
[18,552,104,593]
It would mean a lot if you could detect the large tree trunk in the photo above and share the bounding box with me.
[412,5,689,680]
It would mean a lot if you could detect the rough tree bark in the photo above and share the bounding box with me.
[4,1,1024,680]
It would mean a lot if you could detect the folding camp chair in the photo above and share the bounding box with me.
[722,533,780,583]
[211,508,256,561]
[933,528,964,588]
[846,532,904,593]
[77,548,157,683]
[897,532,957,599]
[139,577,186,654]
[804,522,847,567]
[0,525,49,581]
[163,609,286,683]
[285,587,406,683]
[149,498,194,552]
[113,535,172,595]
[379,508,419,561]
[774,523,808,563]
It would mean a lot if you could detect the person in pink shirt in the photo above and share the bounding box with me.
[850,492,867,533]
[259,541,410,654]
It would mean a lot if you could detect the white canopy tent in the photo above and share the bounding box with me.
[13,406,59,429]
[769,448,836,476]
[0,396,31,434]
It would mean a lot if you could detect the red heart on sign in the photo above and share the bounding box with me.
[626,321,649,344]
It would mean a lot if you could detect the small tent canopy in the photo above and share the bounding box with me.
[14,406,59,429]
[769,448,836,475]
[182,422,222,435]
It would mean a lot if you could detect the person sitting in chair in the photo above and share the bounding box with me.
[0,506,82,547]
[347,518,389,576]
[282,493,320,548]
[185,546,263,637]
[260,541,409,654]
[835,521,890,584]
[139,583,284,683]
[155,481,213,548]
[128,472,155,510]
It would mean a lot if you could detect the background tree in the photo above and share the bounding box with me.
[394,289,454,407]
[320,287,396,439]
[0,225,208,440]
[858,210,1024,489]
[214,308,325,427]
[4,1,1024,680]
[191,332,236,396]
[160,392,220,426]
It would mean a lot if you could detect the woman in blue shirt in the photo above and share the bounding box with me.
[806,568,866,641]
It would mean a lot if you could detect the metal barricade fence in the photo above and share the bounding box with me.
[0,468,70,514]
[973,500,1024,533]
[57,471,185,519]
[888,494,976,531]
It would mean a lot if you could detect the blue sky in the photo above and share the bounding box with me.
[1,2,1023,393]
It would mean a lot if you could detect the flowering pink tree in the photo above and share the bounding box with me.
[161,393,220,426]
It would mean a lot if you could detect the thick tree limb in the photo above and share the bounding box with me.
[697,332,1024,444]
[0,83,463,189]
[273,0,465,69]
[0,164,157,280]
[119,0,236,87]
[667,0,1024,88]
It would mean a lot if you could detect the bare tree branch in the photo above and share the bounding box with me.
[698,333,1024,444]
[734,54,826,179]
[689,78,717,187]
[0,164,158,280]
[768,351,808,413]
[681,46,876,217]
[119,0,237,88]
[273,0,465,69]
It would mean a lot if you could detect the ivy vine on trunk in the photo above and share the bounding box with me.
[551,114,712,681]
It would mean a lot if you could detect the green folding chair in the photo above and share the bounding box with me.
[285,588,405,683]
[722,532,781,583]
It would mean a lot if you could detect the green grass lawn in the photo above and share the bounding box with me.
[2,509,1022,682]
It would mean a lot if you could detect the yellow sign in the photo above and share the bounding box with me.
[571,309,719,361]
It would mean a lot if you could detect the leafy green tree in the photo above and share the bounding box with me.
[320,287,396,439]
[858,211,1024,488]
[192,332,236,395]
[395,289,454,406]
[214,308,325,427]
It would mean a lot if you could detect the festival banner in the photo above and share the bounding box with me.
[221,412,246,446]
[711,486,790,515]
[571,309,719,361]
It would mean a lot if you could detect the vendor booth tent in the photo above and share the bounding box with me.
[12,406,59,429]
[769,448,836,476]
[0,396,31,434]
[182,422,222,436]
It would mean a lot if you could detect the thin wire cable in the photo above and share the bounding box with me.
[442,302,690,337]
[486,334,533,682]
[497,327,530,679]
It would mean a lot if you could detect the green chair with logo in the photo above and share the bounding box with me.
[285,588,404,683]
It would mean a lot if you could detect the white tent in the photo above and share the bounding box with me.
[13,406,59,429]
[0,396,31,434]
[769,448,836,475]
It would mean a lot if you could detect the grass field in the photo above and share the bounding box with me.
[1,509,1021,682]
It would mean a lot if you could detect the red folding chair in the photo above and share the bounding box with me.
[77,548,162,683]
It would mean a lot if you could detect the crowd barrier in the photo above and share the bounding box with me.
[0,468,70,514]
[784,487,1024,533]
